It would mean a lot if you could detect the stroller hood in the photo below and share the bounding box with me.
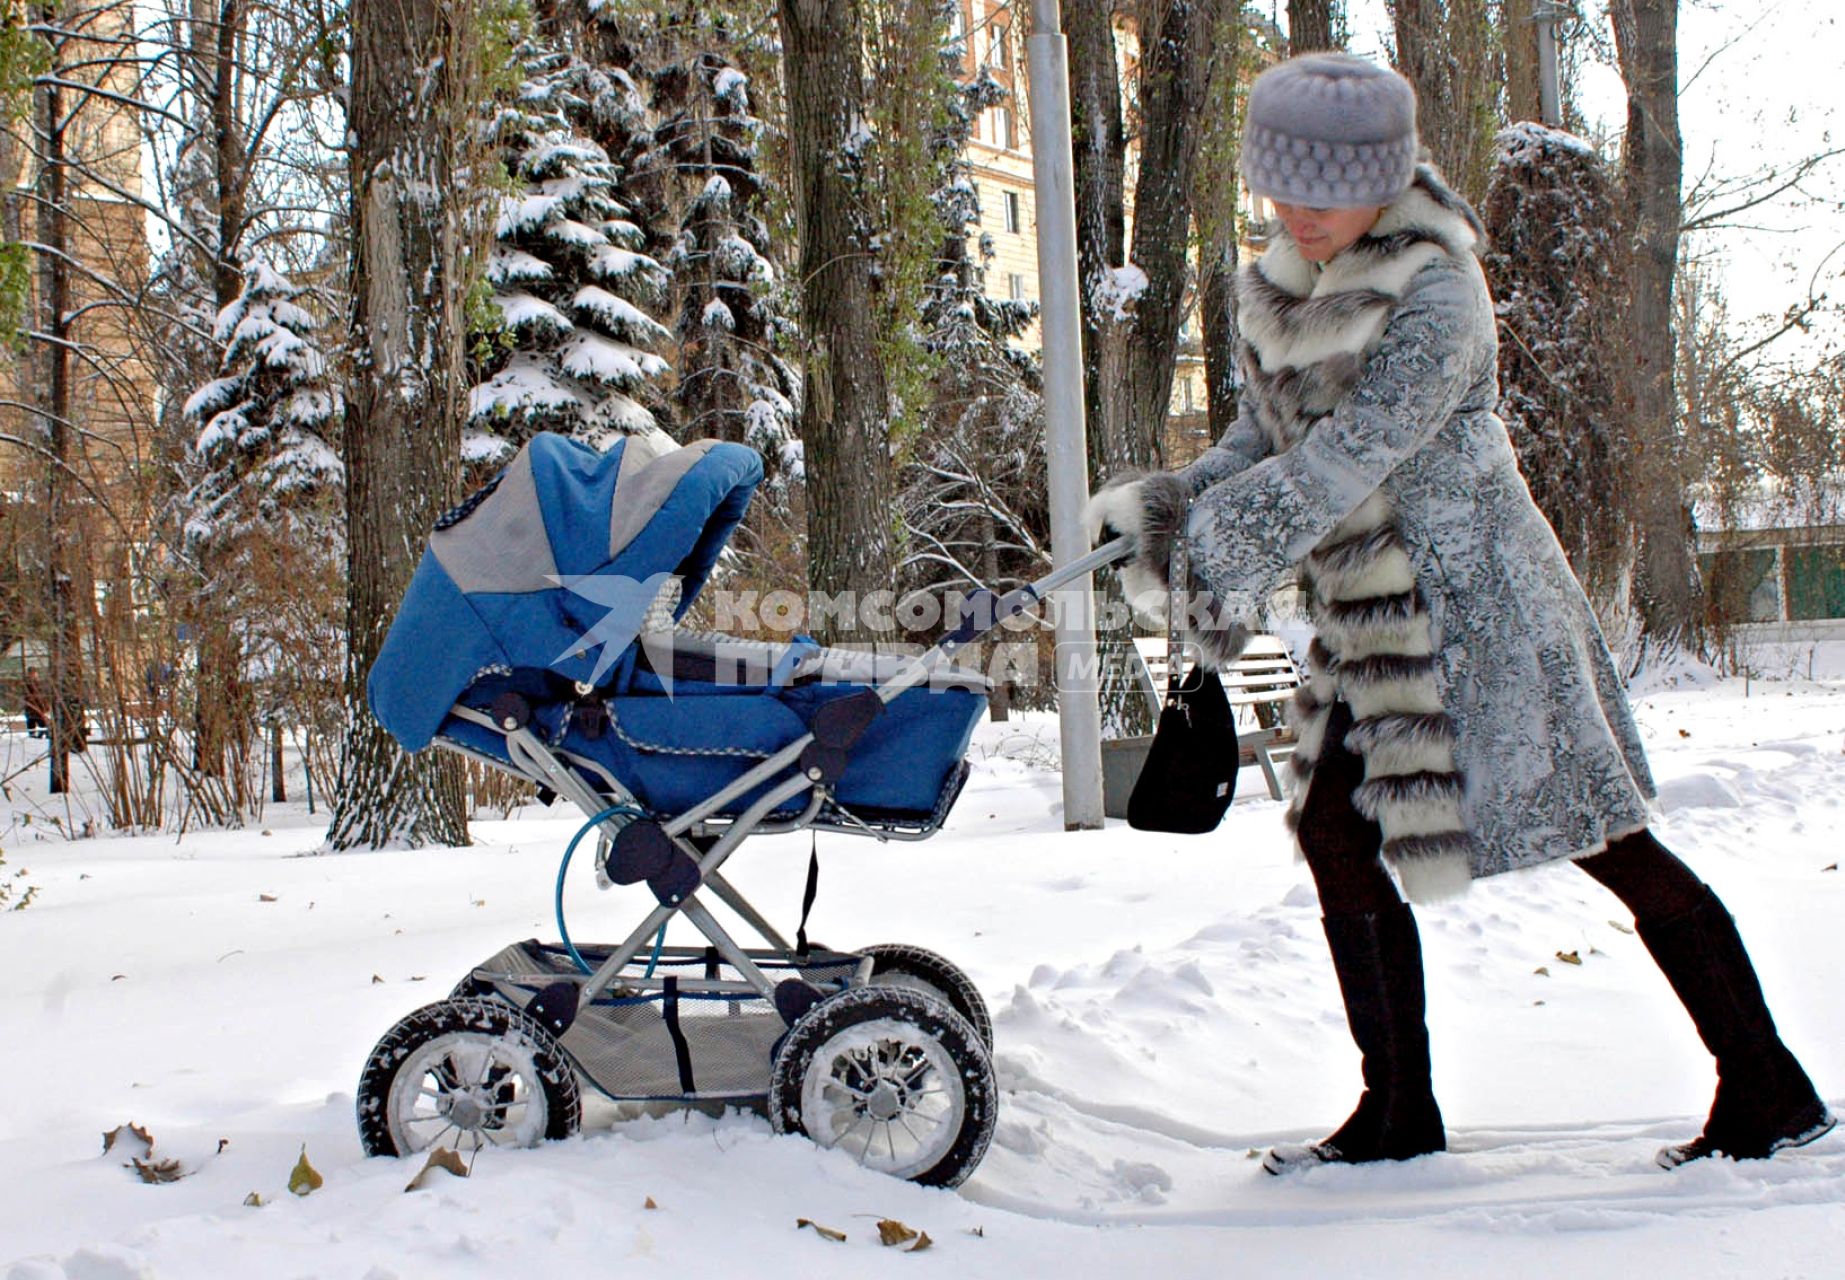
[369,432,762,752]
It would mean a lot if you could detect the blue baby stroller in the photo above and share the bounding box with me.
[355,431,1125,1187]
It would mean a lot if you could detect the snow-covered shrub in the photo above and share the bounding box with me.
[1483,123,1632,606]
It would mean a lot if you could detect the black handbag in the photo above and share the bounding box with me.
[1126,529,1238,833]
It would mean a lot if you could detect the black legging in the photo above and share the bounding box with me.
[1297,701,1708,922]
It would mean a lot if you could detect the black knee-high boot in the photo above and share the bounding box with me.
[1264,903,1447,1173]
[1637,886,1834,1167]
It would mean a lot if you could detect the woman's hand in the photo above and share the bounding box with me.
[1085,472,1192,625]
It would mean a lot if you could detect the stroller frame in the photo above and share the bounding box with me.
[359,533,1129,1186]
[439,537,1129,1014]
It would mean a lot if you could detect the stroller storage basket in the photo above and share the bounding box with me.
[462,940,866,1102]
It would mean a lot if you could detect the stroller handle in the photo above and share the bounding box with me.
[935,536,1132,651]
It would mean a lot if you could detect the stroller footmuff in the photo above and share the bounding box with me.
[352,432,1093,1187]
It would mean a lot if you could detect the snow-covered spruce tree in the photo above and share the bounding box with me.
[467,42,674,460]
[185,260,343,551]
[182,259,344,814]
[1483,123,1632,608]
[655,39,798,456]
[571,2,680,261]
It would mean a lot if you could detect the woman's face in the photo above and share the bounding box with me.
[1270,201,1387,262]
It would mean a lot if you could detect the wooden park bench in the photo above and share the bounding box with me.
[1132,633,1303,801]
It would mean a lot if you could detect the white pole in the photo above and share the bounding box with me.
[1535,2,1562,127]
[1026,0,1104,830]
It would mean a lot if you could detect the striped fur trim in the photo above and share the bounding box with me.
[1307,523,1407,579]
[1342,711,1456,757]
[1319,591,1419,630]
[1336,652,1440,689]
[1239,271,1395,342]
[1350,769,1466,821]
[1344,227,1448,261]
[1388,831,1476,904]
[1287,685,1333,776]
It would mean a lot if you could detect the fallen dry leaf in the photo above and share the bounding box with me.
[244,1192,265,1208]
[102,1122,154,1156]
[643,1196,658,1210]
[796,1218,846,1243]
[1533,965,1550,977]
[877,1218,918,1247]
[1555,949,1582,966]
[288,1146,323,1196]
[258,893,278,903]
[907,1231,933,1252]
[405,1146,468,1192]
[132,1156,186,1184]
[1609,919,1635,934]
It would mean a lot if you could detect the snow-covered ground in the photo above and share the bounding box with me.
[3,671,1843,1279]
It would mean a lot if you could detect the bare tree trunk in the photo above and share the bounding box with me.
[1065,0,1131,481]
[271,717,286,803]
[1612,0,1695,644]
[31,13,83,794]
[1387,0,1498,203]
[1197,4,1249,440]
[1287,0,1342,52]
[1124,0,1223,464]
[181,0,257,803]
[979,509,1010,721]
[778,0,895,645]
[1069,0,1227,735]
[212,0,246,303]
[1503,0,1541,123]
[328,0,478,849]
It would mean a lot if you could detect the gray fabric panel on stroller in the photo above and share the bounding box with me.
[465,940,861,1101]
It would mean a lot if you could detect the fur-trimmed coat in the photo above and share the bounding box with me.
[1092,167,1655,902]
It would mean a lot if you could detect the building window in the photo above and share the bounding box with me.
[1003,190,1021,233]
[1787,544,1845,620]
[948,3,965,45]
[993,24,1011,70]
[1008,273,1026,301]
[1699,547,1782,623]
[986,105,1013,149]
[1183,378,1194,413]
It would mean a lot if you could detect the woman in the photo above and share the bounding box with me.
[1088,52,1832,1174]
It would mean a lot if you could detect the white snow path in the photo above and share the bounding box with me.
[2,678,1843,1277]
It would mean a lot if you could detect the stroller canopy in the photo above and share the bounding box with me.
[370,432,762,752]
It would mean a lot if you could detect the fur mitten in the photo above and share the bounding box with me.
[1086,472,1256,667]
[1086,471,1190,624]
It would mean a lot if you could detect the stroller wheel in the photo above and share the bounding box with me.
[448,973,499,1002]
[357,998,581,1158]
[860,943,995,1050]
[769,986,996,1188]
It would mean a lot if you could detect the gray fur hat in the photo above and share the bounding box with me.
[1241,53,1419,208]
